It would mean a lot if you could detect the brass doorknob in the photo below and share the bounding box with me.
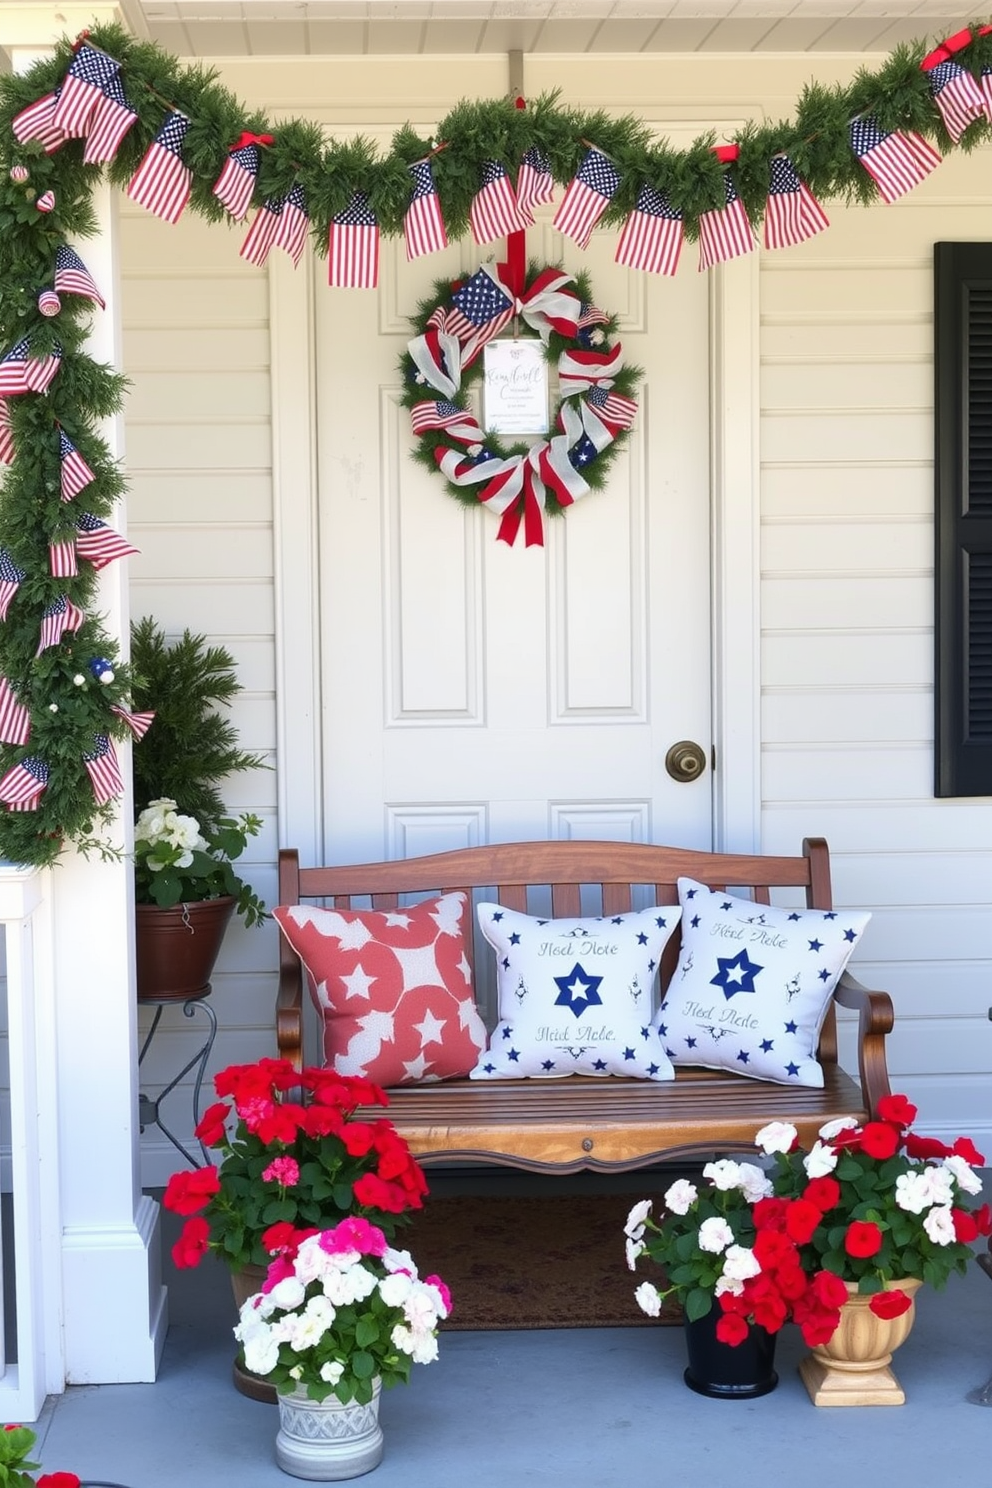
[665,740,708,782]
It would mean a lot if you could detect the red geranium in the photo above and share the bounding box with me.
[37,1475,81,1488]
[715,1311,750,1347]
[172,1215,211,1268]
[162,1165,221,1216]
[877,1093,918,1127]
[194,1101,230,1148]
[803,1176,841,1213]
[784,1198,822,1245]
[951,1135,986,1166]
[844,1220,883,1258]
[858,1121,900,1160]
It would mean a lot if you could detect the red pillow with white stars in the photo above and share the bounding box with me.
[273,892,486,1085]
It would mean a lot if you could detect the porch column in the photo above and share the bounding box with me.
[1,2,168,1385]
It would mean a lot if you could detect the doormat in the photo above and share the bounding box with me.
[403,1191,682,1331]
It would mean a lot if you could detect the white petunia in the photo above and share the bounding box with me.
[755,1121,798,1155]
[737,1163,774,1203]
[922,1165,955,1208]
[663,1179,698,1216]
[697,1217,735,1254]
[379,1272,415,1307]
[391,1323,416,1354]
[803,1141,839,1179]
[818,1116,859,1141]
[626,1237,645,1272]
[269,1276,307,1311]
[242,1331,280,1376]
[625,1199,653,1238]
[384,1247,417,1277]
[320,1360,345,1385]
[289,1309,332,1352]
[409,1332,440,1365]
[923,1204,956,1247]
[715,1274,745,1298]
[941,1154,984,1196]
[895,1171,933,1215]
[721,1245,761,1282]
[702,1159,744,1192]
[634,1282,662,1317]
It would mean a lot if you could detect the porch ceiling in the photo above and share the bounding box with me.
[128,1,977,57]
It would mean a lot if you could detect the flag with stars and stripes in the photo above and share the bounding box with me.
[82,72,137,165]
[469,160,529,246]
[127,112,193,225]
[54,247,105,310]
[0,401,13,466]
[516,147,555,222]
[0,550,25,622]
[0,341,31,397]
[212,137,268,221]
[585,383,638,430]
[924,57,986,142]
[445,269,515,364]
[11,91,66,154]
[111,703,155,741]
[404,159,448,261]
[36,595,85,656]
[615,183,684,276]
[49,538,78,579]
[553,149,621,249]
[83,733,124,806]
[848,116,942,204]
[0,756,49,810]
[328,193,380,288]
[24,342,63,395]
[698,175,756,271]
[240,197,282,266]
[410,400,486,444]
[763,155,830,251]
[0,677,31,748]
[52,44,120,138]
[75,512,139,569]
[272,184,310,267]
[59,430,97,502]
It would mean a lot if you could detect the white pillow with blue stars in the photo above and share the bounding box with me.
[469,902,681,1081]
[653,878,870,1088]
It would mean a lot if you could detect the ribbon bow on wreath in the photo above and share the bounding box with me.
[402,261,643,547]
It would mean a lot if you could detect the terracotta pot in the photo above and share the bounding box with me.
[230,1262,278,1404]
[682,1306,778,1399]
[799,1277,922,1407]
[135,896,236,1002]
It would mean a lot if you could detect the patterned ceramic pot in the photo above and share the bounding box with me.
[275,1380,383,1480]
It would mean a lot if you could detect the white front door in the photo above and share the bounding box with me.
[316,220,713,865]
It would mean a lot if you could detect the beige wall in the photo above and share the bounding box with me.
[112,52,992,1179]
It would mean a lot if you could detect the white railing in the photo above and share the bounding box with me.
[0,865,60,1422]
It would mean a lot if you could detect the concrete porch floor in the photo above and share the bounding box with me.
[28,1175,992,1488]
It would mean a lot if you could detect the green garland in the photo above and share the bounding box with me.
[401,266,643,527]
[1,16,991,864]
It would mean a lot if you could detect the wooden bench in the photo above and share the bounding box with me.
[276,838,893,1173]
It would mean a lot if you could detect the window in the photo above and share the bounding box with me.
[934,242,992,797]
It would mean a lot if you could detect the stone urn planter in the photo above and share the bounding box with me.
[799,1277,923,1406]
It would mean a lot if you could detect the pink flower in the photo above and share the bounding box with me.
[425,1273,452,1313]
[262,1156,300,1187]
[319,1216,388,1257]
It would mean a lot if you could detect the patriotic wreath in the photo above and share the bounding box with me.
[402,262,643,547]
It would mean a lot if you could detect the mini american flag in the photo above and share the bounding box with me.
[614,183,684,276]
[83,733,124,806]
[36,594,85,655]
[763,155,830,251]
[849,116,942,204]
[410,400,485,444]
[240,198,283,267]
[469,160,528,246]
[75,512,139,568]
[111,703,155,741]
[0,401,13,466]
[698,175,756,271]
[552,148,621,249]
[60,429,96,501]
[0,550,26,621]
[585,383,638,430]
[328,193,380,289]
[446,269,514,365]
[0,677,31,748]
[54,246,105,310]
[924,57,986,142]
[24,343,63,395]
[272,183,310,267]
[0,340,31,396]
[212,136,269,221]
[404,159,448,261]
[127,112,193,225]
[12,91,66,154]
[49,538,78,578]
[516,147,555,222]
[53,43,121,137]
[0,756,49,810]
[38,288,61,317]
[81,72,137,165]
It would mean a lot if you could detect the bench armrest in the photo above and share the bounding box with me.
[833,969,894,1117]
[276,956,303,1071]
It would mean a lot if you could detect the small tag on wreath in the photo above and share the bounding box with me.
[402,263,643,547]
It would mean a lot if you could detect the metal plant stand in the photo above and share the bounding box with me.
[137,986,217,1168]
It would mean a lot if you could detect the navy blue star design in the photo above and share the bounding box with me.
[492,911,503,921]
[553,962,604,1019]
[788,912,801,922]
[685,888,697,898]
[593,1058,607,1071]
[483,1062,495,1074]
[623,1047,636,1061]
[737,1050,750,1065]
[637,931,649,945]
[721,901,733,911]
[710,950,764,1000]
[808,938,823,953]
[509,931,521,945]
[648,958,657,972]
[657,1021,667,1037]
[502,1026,512,1039]
[647,1063,660,1075]
[843,927,858,942]
[541,1059,555,1071]
[760,1038,775,1052]
[655,915,668,928]
[818,968,831,982]
[507,1048,520,1062]
[824,911,837,920]
[502,957,510,971]
[785,1061,800,1077]
[611,916,623,924]
[685,1036,697,1049]
[784,1019,798,1035]
[691,914,700,928]
[640,1027,650,1039]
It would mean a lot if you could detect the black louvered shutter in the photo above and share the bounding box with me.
[934,243,992,796]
